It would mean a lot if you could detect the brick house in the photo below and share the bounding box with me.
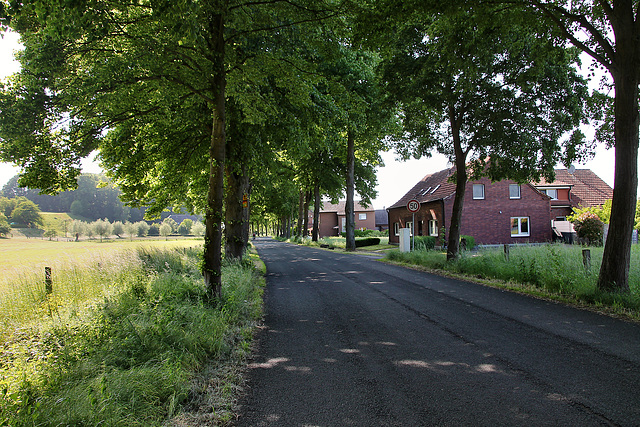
[318,201,376,237]
[388,167,612,246]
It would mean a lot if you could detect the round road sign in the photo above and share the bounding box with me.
[407,199,420,213]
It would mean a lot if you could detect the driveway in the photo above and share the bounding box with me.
[237,238,640,426]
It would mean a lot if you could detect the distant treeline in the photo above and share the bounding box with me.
[2,173,164,223]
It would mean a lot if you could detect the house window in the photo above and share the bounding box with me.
[394,222,399,236]
[511,217,530,237]
[417,220,423,235]
[359,213,367,220]
[428,220,438,237]
[341,218,346,233]
[509,184,521,199]
[544,189,558,200]
[472,184,485,200]
[407,221,413,236]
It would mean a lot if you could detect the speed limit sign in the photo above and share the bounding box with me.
[407,199,420,213]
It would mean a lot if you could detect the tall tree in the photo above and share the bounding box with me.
[504,0,639,291]
[372,4,589,259]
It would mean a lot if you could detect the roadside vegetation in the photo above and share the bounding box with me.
[278,229,390,251]
[0,240,264,426]
[386,244,640,321]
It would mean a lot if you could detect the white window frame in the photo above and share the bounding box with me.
[511,217,530,237]
[545,189,558,200]
[406,221,413,236]
[359,213,367,220]
[341,218,346,233]
[472,184,485,200]
[394,222,399,236]
[428,220,438,237]
[509,184,521,199]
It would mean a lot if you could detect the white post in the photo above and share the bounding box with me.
[399,228,411,252]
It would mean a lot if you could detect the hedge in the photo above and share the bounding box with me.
[355,237,381,247]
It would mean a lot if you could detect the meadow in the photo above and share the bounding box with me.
[386,243,640,320]
[0,236,200,284]
[0,237,264,425]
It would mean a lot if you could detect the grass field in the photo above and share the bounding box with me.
[0,237,264,425]
[0,236,202,283]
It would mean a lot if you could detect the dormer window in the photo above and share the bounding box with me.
[544,189,558,200]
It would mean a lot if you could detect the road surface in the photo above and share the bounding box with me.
[237,238,640,426]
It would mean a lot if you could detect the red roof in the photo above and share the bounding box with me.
[389,166,457,209]
[535,169,613,208]
[320,201,374,215]
[390,166,612,209]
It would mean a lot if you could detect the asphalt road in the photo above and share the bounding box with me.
[237,238,640,426]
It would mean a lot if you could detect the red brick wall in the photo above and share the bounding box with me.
[354,211,376,232]
[319,212,338,237]
[388,201,445,245]
[444,178,552,245]
[319,210,376,237]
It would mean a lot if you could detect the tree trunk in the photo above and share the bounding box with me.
[598,37,639,291]
[297,189,304,238]
[447,106,467,261]
[203,13,226,303]
[224,160,248,259]
[312,181,320,242]
[345,128,356,251]
[303,190,311,237]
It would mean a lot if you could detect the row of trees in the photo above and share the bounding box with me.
[0,1,637,297]
[61,217,205,241]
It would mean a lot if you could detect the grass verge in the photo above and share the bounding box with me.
[0,245,264,426]
[385,244,640,321]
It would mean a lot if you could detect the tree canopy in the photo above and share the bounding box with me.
[372,3,589,258]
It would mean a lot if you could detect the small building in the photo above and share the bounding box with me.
[318,201,376,237]
[375,209,389,231]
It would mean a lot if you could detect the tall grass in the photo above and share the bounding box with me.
[387,244,640,318]
[0,246,264,426]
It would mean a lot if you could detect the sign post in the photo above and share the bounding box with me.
[407,199,420,251]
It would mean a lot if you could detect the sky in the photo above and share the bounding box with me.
[0,31,619,210]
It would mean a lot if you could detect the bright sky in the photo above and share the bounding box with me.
[0,31,619,209]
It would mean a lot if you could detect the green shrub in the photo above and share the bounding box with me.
[340,229,388,238]
[572,212,604,246]
[460,235,475,250]
[355,237,381,247]
[414,235,436,251]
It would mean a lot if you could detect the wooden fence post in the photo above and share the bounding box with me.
[44,267,52,294]
[503,244,510,261]
[582,249,591,270]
